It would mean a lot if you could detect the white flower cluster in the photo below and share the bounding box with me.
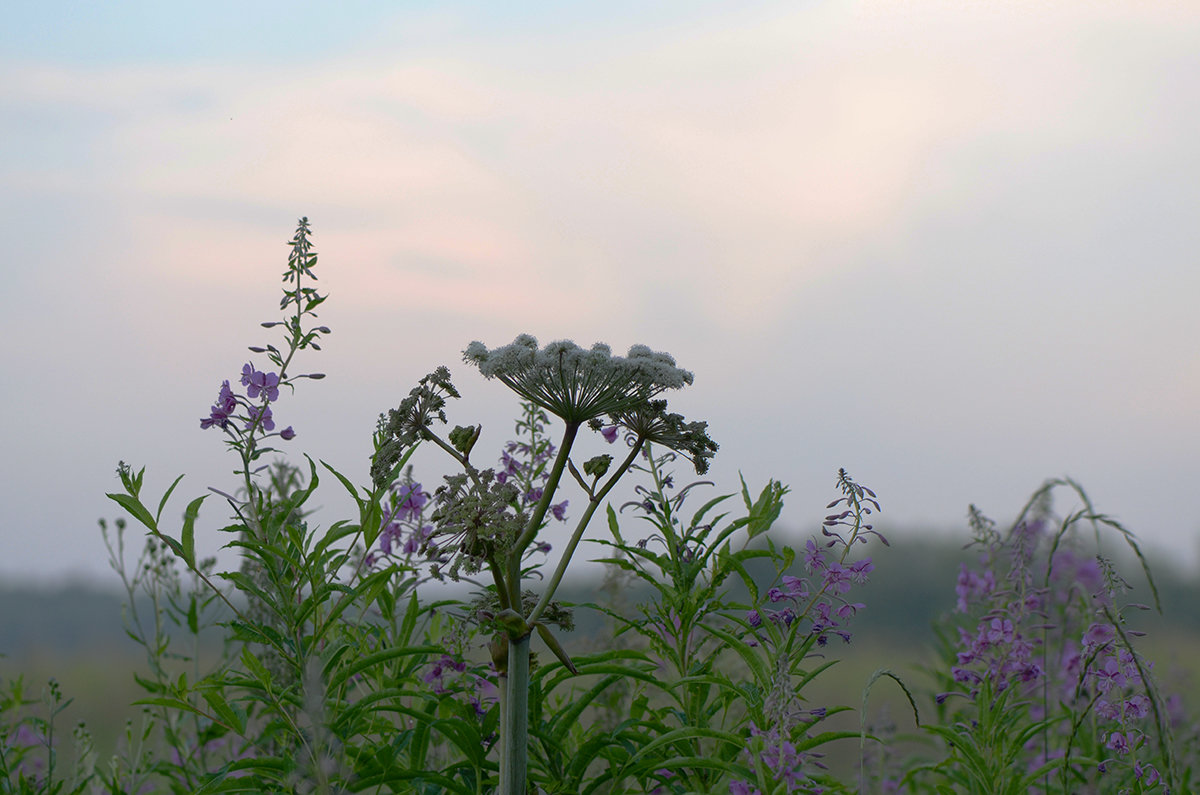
[463,334,694,424]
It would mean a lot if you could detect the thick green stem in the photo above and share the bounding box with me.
[499,633,531,795]
[513,422,580,556]
[498,422,578,794]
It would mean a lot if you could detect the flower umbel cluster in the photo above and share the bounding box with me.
[464,335,693,425]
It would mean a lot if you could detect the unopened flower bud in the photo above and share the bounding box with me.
[583,454,613,479]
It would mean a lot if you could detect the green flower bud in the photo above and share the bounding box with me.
[583,454,613,479]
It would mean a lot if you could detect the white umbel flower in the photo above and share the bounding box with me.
[464,335,694,425]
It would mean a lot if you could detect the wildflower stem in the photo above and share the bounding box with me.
[489,553,511,611]
[528,436,643,626]
[511,422,580,567]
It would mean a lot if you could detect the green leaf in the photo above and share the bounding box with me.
[321,459,363,507]
[362,500,384,548]
[329,645,442,690]
[199,687,245,734]
[106,492,156,533]
[180,494,206,568]
[696,622,768,683]
[548,674,622,743]
[155,473,186,523]
[535,622,578,675]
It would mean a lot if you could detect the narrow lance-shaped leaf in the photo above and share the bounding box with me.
[180,494,206,568]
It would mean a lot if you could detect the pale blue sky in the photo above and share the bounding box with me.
[3,1,1199,585]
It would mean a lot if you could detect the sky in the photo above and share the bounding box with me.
[2,0,1199,587]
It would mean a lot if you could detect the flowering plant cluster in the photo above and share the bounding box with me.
[5,220,1195,795]
[906,481,1189,793]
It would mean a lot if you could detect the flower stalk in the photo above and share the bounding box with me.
[374,335,715,794]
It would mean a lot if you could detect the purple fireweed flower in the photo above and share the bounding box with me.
[378,524,397,556]
[822,562,853,594]
[1051,548,1106,596]
[747,610,762,628]
[955,563,996,613]
[782,575,809,600]
[836,602,865,619]
[1017,661,1043,682]
[848,557,874,583]
[1059,640,1081,680]
[1125,694,1151,719]
[241,363,280,402]
[771,608,797,627]
[601,425,619,444]
[550,500,569,521]
[525,487,544,504]
[280,426,296,440]
[767,586,787,603]
[1083,622,1115,650]
[1095,699,1120,721]
[1094,657,1129,694]
[1105,731,1130,755]
[745,721,824,794]
[804,539,825,571]
[952,666,981,685]
[393,482,429,521]
[497,449,522,483]
[402,524,433,556]
[201,408,230,430]
[423,654,468,695]
[1166,693,1187,727]
[729,781,761,795]
[201,380,238,429]
[1117,648,1143,683]
[216,380,237,412]
[246,405,274,431]
[986,618,1015,645]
